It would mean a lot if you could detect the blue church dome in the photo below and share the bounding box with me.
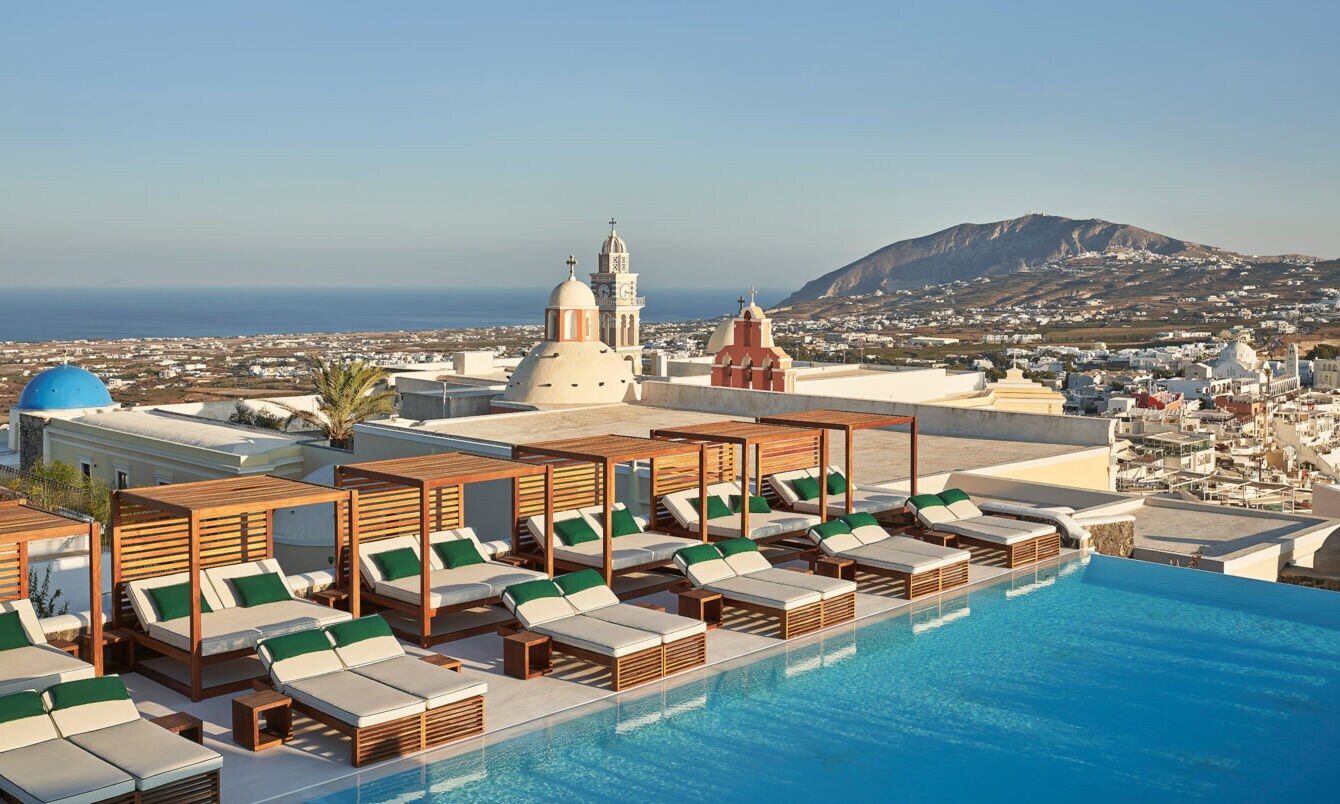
[17,365,114,410]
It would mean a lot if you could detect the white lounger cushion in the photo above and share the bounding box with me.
[744,568,856,600]
[702,577,822,611]
[0,645,96,697]
[581,605,706,643]
[563,583,621,613]
[0,699,58,754]
[125,572,224,628]
[351,656,487,709]
[375,576,494,609]
[913,504,959,527]
[935,517,1053,544]
[149,602,349,656]
[204,559,294,608]
[844,543,966,574]
[0,739,135,804]
[357,536,425,585]
[283,672,426,728]
[531,615,663,658]
[69,719,222,792]
[683,556,735,587]
[553,540,659,570]
[793,489,907,517]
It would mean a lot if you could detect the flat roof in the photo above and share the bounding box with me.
[1130,503,1326,561]
[67,410,300,455]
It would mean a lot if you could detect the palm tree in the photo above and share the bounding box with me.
[275,358,397,449]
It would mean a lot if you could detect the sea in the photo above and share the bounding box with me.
[0,287,790,343]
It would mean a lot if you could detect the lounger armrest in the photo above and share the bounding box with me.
[493,555,532,568]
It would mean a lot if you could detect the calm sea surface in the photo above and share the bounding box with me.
[0,287,789,342]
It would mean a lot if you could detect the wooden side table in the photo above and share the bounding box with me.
[232,690,293,751]
[312,588,351,610]
[419,654,463,672]
[152,712,204,744]
[676,589,723,630]
[815,555,856,582]
[632,602,666,613]
[502,631,552,680]
[49,638,80,656]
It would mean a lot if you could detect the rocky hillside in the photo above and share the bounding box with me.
[784,214,1247,303]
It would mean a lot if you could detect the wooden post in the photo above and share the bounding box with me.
[17,542,28,599]
[818,432,829,523]
[698,445,708,543]
[188,512,202,701]
[110,496,122,631]
[603,460,615,586]
[419,484,432,648]
[511,477,521,557]
[348,490,361,618]
[909,417,919,498]
[740,442,751,540]
[544,465,554,577]
[649,457,659,532]
[264,509,274,561]
[845,427,854,516]
[87,520,103,675]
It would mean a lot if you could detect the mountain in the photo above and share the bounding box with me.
[783,214,1248,304]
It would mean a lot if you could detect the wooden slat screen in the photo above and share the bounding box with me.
[335,473,463,587]
[757,433,823,503]
[0,540,22,602]
[512,462,603,553]
[650,443,734,526]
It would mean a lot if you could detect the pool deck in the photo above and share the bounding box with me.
[111,550,1079,803]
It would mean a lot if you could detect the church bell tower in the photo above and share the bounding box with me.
[589,218,644,372]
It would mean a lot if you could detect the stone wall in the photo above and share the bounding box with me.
[1279,567,1340,592]
[1085,519,1135,558]
[18,412,47,471]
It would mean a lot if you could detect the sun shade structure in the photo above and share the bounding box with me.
[650,420,827,541]
[335,453,552,645]
[512,435,707,584]
[0,499,103,672]
[111,476,353,700]
[757,410,919,510]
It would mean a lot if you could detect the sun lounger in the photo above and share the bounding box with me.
[0,689,137,804]
[524,504,706,573]
[907,490,1061,568]
[662,483,820,543]
[501,579,667,691]
[808,512,971,599]
[258,617,486,767]
[0,599,96,698]
[553,570,708,677]
[767,466,907,519]
[673,541,850,639]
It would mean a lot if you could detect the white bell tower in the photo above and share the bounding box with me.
[589,217,644,372]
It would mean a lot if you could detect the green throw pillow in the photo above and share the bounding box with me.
[687,495,733,520]
[840,512,881,530]
[790,476,821,501]
[908,493,945,512]
[231,572,291,607]
[47,676,129,710]
[0,611,31,651]
[554,517,600,546]
[506,578,562,606]
[326,615,393,647]
[434,539,485,569]
[716,538,758,556]
[938,488,971,505]
[373,547,421,581]
[263,629,334,663]
[0,691,45,724]
[676,543,723,565]
[811,520,852,540]
[826,472,848,495]
[609,508,642,537]
[729,494,771,514]
[554,569,606,596]
[147,583,213,621]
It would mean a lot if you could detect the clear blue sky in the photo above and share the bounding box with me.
[3,1,1337,291]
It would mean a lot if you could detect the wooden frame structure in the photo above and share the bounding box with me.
[110,476,352,700]
[955,530,1062,569]
[0,499,103,672]
[758,409,918,514]
[334,453,551,646]
[650,421,827,541]
[819,552,969,600]
[511,435,708,584]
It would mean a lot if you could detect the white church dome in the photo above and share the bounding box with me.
[1217,340,1258,368]
[548,277,597,309]
[502,340,633,405]
[601,230,627,255]
[706,318,735,353]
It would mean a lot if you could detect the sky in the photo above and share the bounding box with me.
[3,1,1338,291]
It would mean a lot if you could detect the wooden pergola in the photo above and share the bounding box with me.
[650,421,827,538]
[111,476,352,700]
[335,453,551,645]
[0,499,103,673]
[757,409,919,513]
[513,435,707,584]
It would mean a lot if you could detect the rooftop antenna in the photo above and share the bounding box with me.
[565,254,578,280]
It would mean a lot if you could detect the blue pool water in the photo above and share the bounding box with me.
[299,557,1340,803]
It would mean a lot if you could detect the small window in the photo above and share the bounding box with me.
[115,468,130,490]
[154,471,174,486]
[79,460,92,479]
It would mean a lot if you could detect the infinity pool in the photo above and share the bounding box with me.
[296,556,1340,802]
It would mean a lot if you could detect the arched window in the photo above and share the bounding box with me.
[546,311,558,340]
[585,312,595,339]
[564,310,576,340]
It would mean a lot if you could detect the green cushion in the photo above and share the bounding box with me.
[716,538,758,556]
[554,517,600,546]
[938,488,971,505]
[0,611,31,651]
[506,578,561,606]
[840,512,881,530]
[729,494,771,514]
[147,583,213,621]
[47,676,129,711]
[676,543,722,566]
[908,493,945,511]
[263,629,334,663]
[790,476,821,501]
[0,691,45,724]
[554,569,607,596]
[231,572,291,607]
[687,495,733,520]
[373,547,422,581]
[609,508,642,537]
[325,615,393,647]
[434,539,485,569]
[826,472,848,495]
[811,520,853,540]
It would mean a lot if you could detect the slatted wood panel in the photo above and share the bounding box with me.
[0,540,22,601]
[757,433,824,506]
[780,600,825,639]
[137,769,221,804]
[0,502,90,603]
[650,443,734,526]
[820,591,856,627]
[334,472,463,587]
[905,559,971,599]
[424,696,486,748]
[513,462,603,552]
[610,644,666,691]
[663,632,707,676]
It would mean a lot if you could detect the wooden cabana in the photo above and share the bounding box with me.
[335,453,551,645]
[0,499,103,672]
[758,409,919,513]
[650,421,827,539]
[512,435,708,584]
[111,476,352,700]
